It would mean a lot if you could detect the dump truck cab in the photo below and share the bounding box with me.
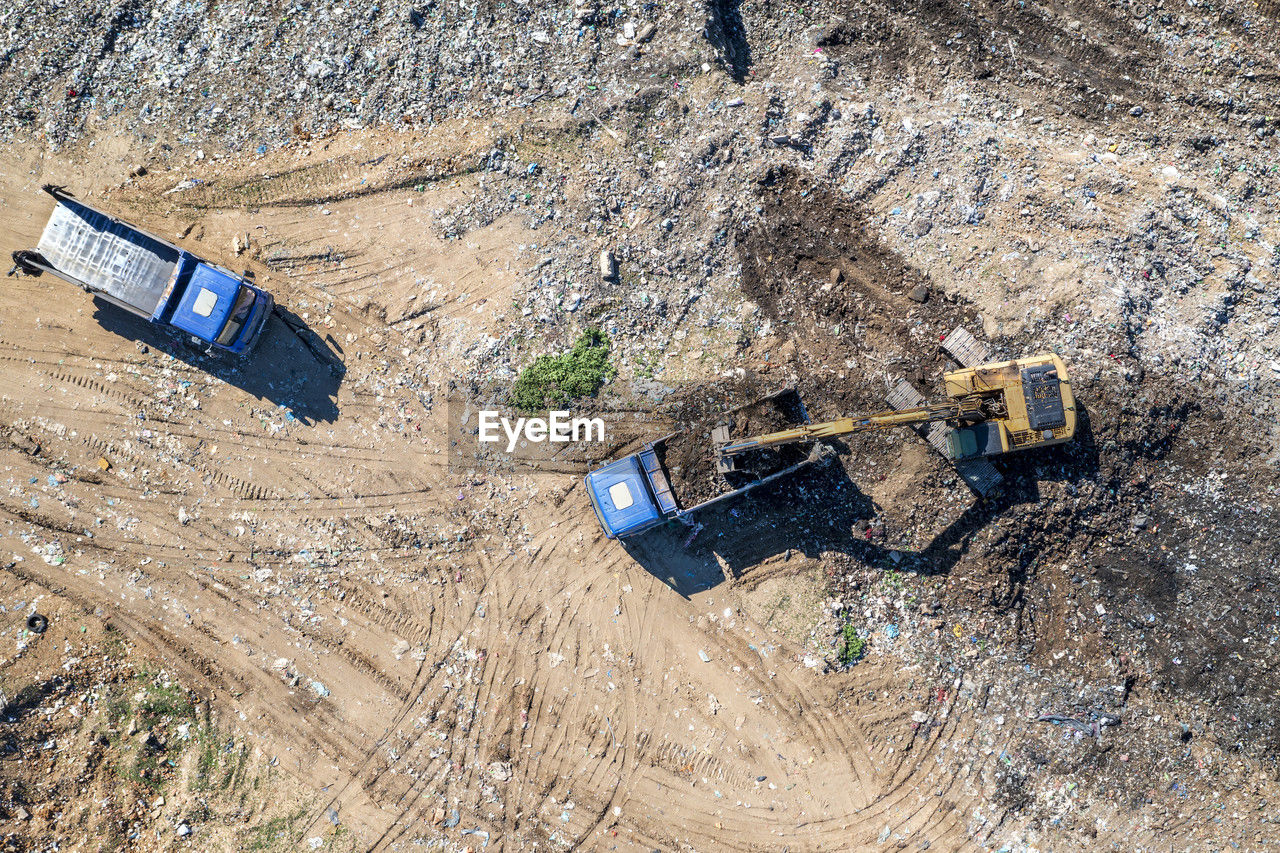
[585,451,668,540]
[163,257,274,354]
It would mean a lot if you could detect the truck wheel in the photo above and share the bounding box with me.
[9,251,46,277]
[26,614,47,634]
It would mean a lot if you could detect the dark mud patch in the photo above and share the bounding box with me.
[737,167,980,396]
[817,0,1155,120]
[659,378,812,507]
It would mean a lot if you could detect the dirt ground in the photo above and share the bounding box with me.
[2,0,1280,850]
[0,572,360,852]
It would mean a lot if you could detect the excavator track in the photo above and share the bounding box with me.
[941,325,995,368]
[888,377,1002,497]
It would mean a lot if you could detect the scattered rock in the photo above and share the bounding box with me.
[600,249,618,281]
[9,432,40,455]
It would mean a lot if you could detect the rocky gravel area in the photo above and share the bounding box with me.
[6,0,1280,411]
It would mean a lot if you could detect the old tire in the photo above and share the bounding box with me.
[26,614,47,634]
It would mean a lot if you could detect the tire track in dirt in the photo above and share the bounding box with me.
[432,511,890,851]
[271,226,521,330]
[0,339,456,538]
[376,579,573,846]
[2,497,483,841]
[0,522,378,774]
[582,512,974,849]
[0,223,482,839]
[352,525,643,850]
[512,533,643,846]
[2,320,901,850]
[576,536,656,847]
[294,552,502,837]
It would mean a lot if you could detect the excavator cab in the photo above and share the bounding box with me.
[940,353,1075,456]
[945,421,1006,460]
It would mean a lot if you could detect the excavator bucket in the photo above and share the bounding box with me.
[712,387,809,475]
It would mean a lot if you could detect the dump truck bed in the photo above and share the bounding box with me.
[585,387,828,539]
[671,439,831,515]
[36,198,180,315]
[664,387,811,505]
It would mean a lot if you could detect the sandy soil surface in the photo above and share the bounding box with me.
[1,0,1280,851]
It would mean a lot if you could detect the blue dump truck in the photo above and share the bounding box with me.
[585,388,832,540]
[10,185,273,355]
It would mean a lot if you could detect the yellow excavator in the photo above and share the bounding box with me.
[713,352,1076,474]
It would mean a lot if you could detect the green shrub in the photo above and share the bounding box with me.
[838,623,865,667]
[512,328,615,412]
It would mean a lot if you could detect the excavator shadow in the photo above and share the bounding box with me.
[860,402,1101,579]
[92,298,345,425]
[621,404,1100,598]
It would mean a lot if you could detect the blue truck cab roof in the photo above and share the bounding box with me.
[585,454,663,539]
[168,258,244,343]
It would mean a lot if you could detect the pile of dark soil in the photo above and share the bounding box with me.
[659,379,813,507]
[736,168,980,417]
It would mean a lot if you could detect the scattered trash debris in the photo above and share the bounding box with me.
[1034,713,1122,737]
[461,827,491,847]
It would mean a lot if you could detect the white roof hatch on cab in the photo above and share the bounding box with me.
[191,287,219,317]
[608,481,634,510]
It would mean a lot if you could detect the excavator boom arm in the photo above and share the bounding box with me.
[718,397,982,457]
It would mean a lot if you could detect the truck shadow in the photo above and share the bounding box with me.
[92,299,346,425]
[621,459,879,597]
[620,406,1101,598]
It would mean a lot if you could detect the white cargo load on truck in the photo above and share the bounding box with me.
[36,198,180,316]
